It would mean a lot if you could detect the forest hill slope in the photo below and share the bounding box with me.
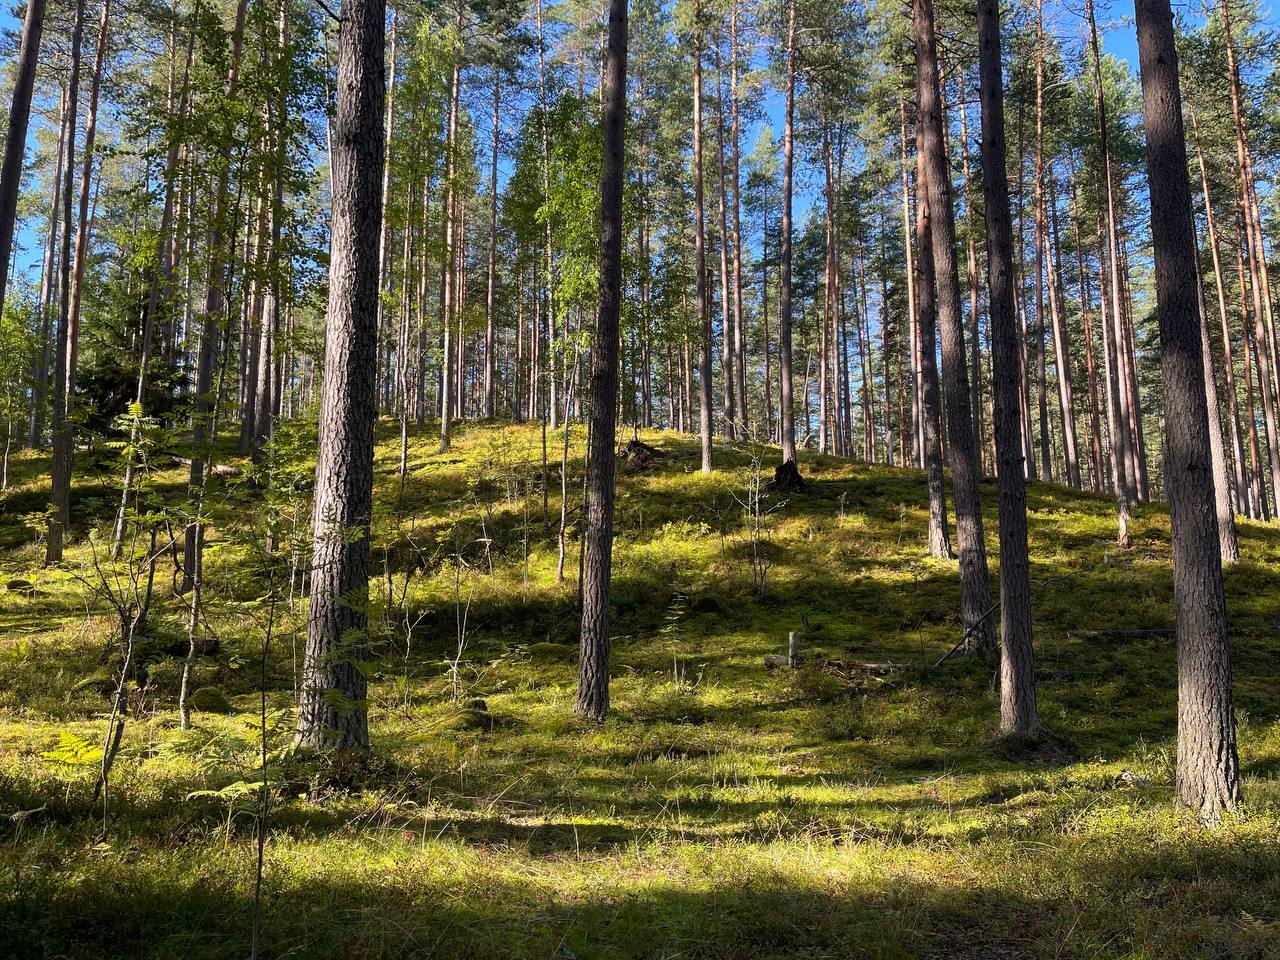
[1,420,1279,959]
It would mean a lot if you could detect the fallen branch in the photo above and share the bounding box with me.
[933,601,1001,667]
[171,456,242,478]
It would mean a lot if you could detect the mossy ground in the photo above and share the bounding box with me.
[1,421,1279,959]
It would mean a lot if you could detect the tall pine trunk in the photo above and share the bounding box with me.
[577,0,627,722]
[1134,0,1240,821]
[0,0,46,322]
[915,0,995,655]
[46,0,86,565]
[295,0,386,752]
[977,0,1039,739]
[776,0,799,484]
[693,1,712,473]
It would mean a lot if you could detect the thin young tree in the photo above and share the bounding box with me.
[914,132,951,560]
[46,0,86,565]
[774,0,802,489]
[693,0,712,473]
[1133,0,1240,821]
[977,0,1039,739]
[576,0,628,722]
[295,0,386,752]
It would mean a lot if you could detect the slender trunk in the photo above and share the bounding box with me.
[1032,0,1052,480]
[915,0,995,654]
[1135,0,1239,821]
[484,69,500,418]
[958,95,984,475]
[1190,99,1248,516]
[29,85,67,449]
[376,10,397,410]
[1046,172,1080,487]
[777,0,798,471]
[439,0,462,451]
[729,0,747,437]
[913,123,952,560]
[577,0,626,721]
[1088,0,1137,528]
[0,0,47,322]
[295,0,385,752]
[694,3,712,473]
[183,0,250,586]
[46,0,88,565]
[978,0,1039,739]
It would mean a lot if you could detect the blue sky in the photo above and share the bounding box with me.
[0,0,1264,288]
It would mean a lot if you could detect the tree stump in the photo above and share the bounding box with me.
[771,459,805,492]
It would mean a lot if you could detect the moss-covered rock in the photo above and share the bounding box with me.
[527,641,575,663]
[188,686,233,714]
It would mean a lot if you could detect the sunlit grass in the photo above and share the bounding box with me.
[1,420,1278,958]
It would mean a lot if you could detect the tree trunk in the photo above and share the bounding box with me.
[29,85,67,449]
[1046,172,1081,488]
[1190,99,1249,517]
[183,0,250,587]
[915,0,995,655]
[1194,244,1240,564]
[958,95,984,476]
[295,0,385,752]
[729,0,748,438]
[714,44,736,440]
[439,0,462,451]
[484,68,500,419]
[1134,0,1240,821]
[977,0,1039,739]
[46,0,87,565]
[913,118,952,561]
[777,0,798,475]
[1032,0,1052,481]
[0,0,46,323]
[577,0,626,722]
[693,1,712,473]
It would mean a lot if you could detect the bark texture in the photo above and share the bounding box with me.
[977,0,1039,739]
[295,0,386,752]
[1134,0,1240,820]
[576,0,627,722]
[915,0,994,654]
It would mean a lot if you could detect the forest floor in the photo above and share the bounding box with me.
[1,420,1279,959]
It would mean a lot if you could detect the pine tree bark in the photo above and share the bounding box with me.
[776,0,799,482]
[1194,246,1240,564]
[439,4,462,451]
[915,0,995,654]
[576,0,627,722]
[46,0,86,565]
[693,1,712,473]
[1134,0,1239,821]
[484,69,500,419]
[977,0,1039,739]
[1190,100,1249,516]
[183,0,250,587]
[295,0,386,752]
[1032,0,1052,481]
[0,0,46,323]
[729,0,748,438]
[28,85,67,449]
[913,126,952,561]
[714,44,736,441]
[1086,0,1138,520]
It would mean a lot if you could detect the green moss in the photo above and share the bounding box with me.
[0,421,1277,958]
